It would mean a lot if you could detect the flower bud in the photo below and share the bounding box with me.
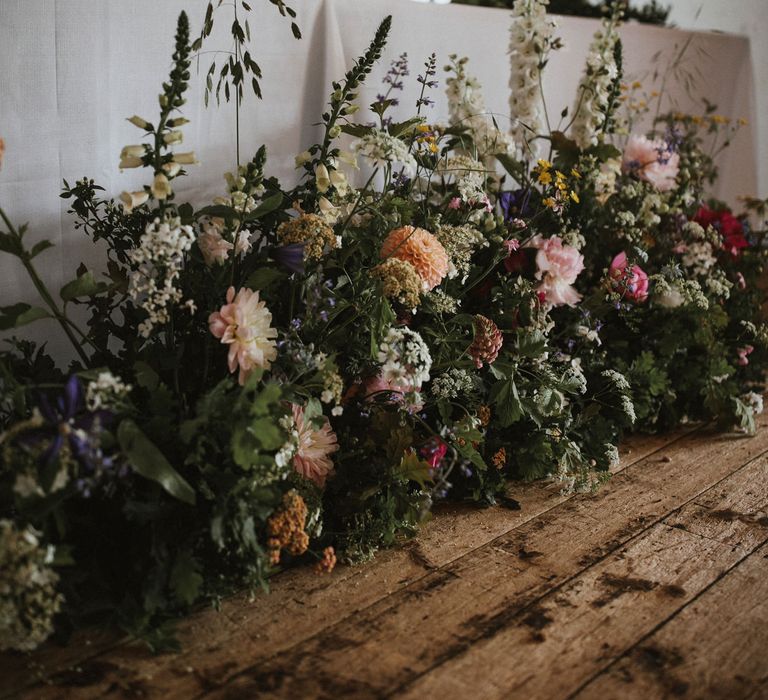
[315,163,331,193]
[119,190,149,212]
[328,125,341,139]
[119,155,143,169]
[151,173,172,200]
[173,151,198,165]
[163,130,183,145]
[294,150,312,168]
[167,117,190,127]
[127,115,151,130]
[120,145,145,158]
[162,162,182,177]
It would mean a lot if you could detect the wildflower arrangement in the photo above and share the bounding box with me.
[0,2,764,653]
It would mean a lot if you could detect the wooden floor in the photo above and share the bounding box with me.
[3,418,768,700]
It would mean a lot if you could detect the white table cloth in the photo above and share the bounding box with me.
[0,0,757,356]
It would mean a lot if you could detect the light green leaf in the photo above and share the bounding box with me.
[118,419,196,505]
[0,303,49,330]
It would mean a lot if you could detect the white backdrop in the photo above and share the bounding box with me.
[0,0,758,357]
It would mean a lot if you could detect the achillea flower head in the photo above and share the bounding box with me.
[492,447,507,469]
[434,224,487,277]
[380,226,449,291]
[314,546,337,575]
[266,491,310,566]
[291,403,339,487]
[208,286,278,385]
[469,315,503,369]
[372,258,422,308]
[277,213,338,261]
[622,134,680,192]
[0,520,63,651]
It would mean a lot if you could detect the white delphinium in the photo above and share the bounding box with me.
[86,371,132,411]
[508,0,557,156]
[436,155,489,208]
[354,129,418,176]
[570,12,621,149]
[445,55,512,160]
[0,521,63,652]
[128,217,195,337]
[377,327,432,389]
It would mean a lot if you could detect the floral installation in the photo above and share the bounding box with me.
[0,1,765,655]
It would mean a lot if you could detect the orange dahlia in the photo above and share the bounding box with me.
[379,226,449,291]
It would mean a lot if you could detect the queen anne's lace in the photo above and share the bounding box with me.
[354,129,417,176]
[377,327,432,389]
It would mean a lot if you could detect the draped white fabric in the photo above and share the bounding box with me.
[0,0,757,356]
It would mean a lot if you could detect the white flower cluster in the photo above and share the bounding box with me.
[570,14,620,149]
[129,217,195,337]
[445,57,512,160]
[354,129,418,176]
[576,324,601,345]
[86,371,132,411]
[681,240,717,277]
[594,158,621,203]
[431,368,477,400]
[274,414,299,471]
[378,327,432,389]
[213,167,265,214]
[0,520,63,652]
[743,391,764,416]
[508,0,556,155]
[705,268,733,299]
[427,289,460,314]
[601,368,631,393]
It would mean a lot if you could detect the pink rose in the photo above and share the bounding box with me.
[529,235,584,307]
[622,134,679,192]
[609,252,649,303]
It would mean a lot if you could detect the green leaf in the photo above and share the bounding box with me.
[489,377,523,427]
[248,417,284,450]
[29,240,55,259]
[393,450,433,488]
[340,124,373,139]
[0,303,49,330]
[244,192,284,221]
[196,204,237,219]
[0,232,23,257]
[244,267,287,292]
[388,117,424,138]
[60,270,104,301]
[170,550,203,606]
[118,419,196,505]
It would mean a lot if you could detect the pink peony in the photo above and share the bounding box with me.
[737,345,754,366]
[529,235,584,307]
[609,252,649,303]
[622,134,679,192]
[208,286,278,385]
[291,403,339,487]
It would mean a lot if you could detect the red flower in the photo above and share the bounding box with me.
[694,206,748,256]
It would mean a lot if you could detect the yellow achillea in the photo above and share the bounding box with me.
[277,213,338,261]
[314,546,337,575]
[372,258,423,308]
[266,490,310,566]
[492,447,506,470]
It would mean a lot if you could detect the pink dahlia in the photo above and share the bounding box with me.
[291,403,339,487]
[208,286,278,385]
[622,134,679,192]
[530,235,584,307]
[609,252,649,303]
[380,226,449,291]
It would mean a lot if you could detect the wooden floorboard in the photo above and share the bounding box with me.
[3,420,767,699]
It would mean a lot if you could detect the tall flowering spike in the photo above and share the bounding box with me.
[446,56,512,160]
[508,0,557,157]
[469,315,503,369]
[570,10,622,149]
